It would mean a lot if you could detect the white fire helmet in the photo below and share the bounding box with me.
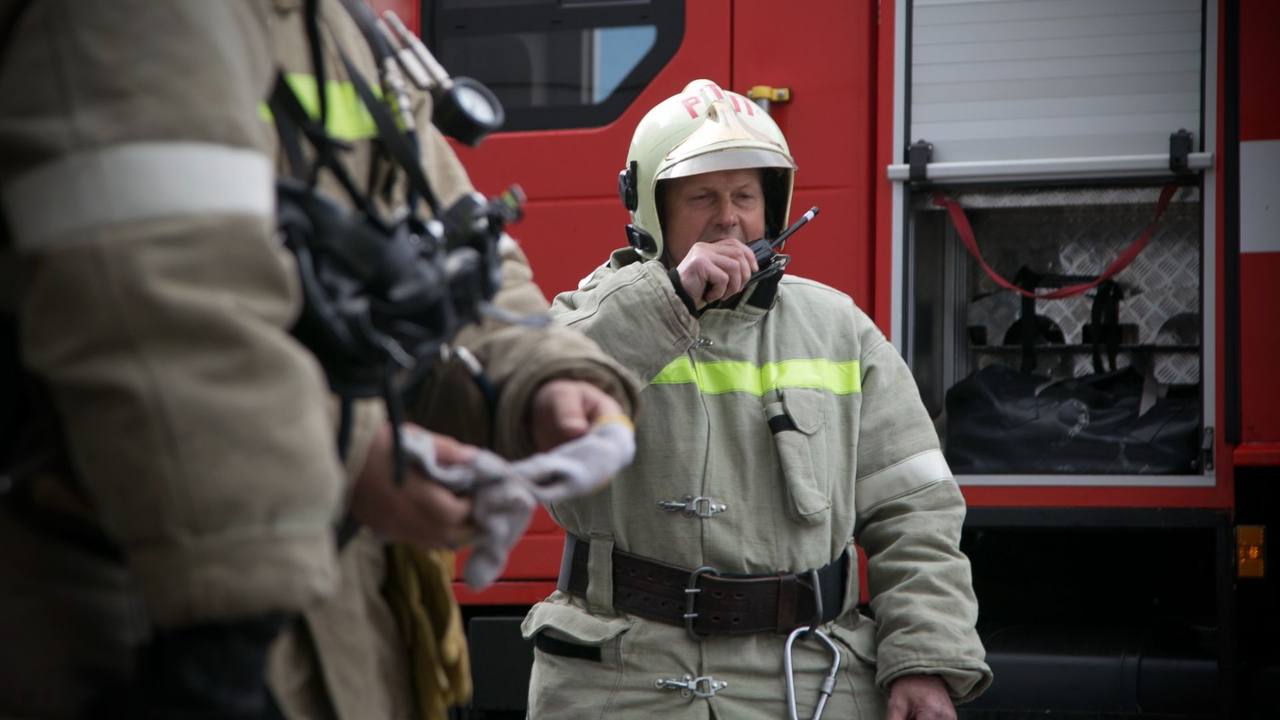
[617,79,796,260]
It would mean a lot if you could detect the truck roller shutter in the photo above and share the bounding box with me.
[910,0,1203,166]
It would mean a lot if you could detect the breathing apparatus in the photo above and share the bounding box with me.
[273,0,529,486]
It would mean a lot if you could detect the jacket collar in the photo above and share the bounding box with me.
[607,246,643,269]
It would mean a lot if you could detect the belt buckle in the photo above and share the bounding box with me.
[683,565,720,642]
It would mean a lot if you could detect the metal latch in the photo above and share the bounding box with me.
[655,674,728,699]
[907,139,933,183]
[1201,426,1214,471]
[658,495,727,519]
[1170,129,1194,174]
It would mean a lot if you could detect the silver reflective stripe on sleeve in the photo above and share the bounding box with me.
[855,448,952,517]
[1,141,273,250]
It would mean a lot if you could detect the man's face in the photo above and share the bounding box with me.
[660,168,765,264]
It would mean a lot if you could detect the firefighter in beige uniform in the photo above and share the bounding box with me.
[0,3,372,716]
[524,80,992,719]
[0,1,633,718]
[262,3,638,720]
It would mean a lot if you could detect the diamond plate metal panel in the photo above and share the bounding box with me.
[941,191,1202,385]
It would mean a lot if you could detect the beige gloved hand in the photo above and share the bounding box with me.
[400,415,634,589]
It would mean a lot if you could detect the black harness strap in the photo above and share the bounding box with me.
[303,0,329,186]
[269,72,373,218]
[336,47,442,215]
[269,75,309,183]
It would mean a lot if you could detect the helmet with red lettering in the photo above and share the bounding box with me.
[617,79,796,260]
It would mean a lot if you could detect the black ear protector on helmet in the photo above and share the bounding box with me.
[617,160,638,212]
[762,167,790,240]
[618,160,658,256]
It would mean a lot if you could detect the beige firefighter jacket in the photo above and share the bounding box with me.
[0,1,635,717]
[262,3,638,720]
[0,2,345,716]
[525,250,992,718]
[0,0,343,628]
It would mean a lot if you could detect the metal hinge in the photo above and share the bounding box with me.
[655,674,727,699]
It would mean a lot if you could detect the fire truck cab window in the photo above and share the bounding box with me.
[423,0,683,131]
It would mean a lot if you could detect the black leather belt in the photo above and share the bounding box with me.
[557,534,846,639]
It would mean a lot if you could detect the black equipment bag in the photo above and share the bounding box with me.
[944,270,1202,475]
[1,314,22,474]
[944,364,1201,475]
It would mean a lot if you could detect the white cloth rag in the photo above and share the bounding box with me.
[400,416,635,589]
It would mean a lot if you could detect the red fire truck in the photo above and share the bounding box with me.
[374,1,1277,716]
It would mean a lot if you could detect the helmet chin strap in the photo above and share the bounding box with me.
[624,223,659,257]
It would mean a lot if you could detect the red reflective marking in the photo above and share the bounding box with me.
[681,96,701,118]
[702,82,725,100]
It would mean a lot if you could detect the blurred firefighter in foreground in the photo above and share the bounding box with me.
[0,1,636,718]
[525,79,992,720]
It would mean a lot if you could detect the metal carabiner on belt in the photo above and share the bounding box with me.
[783,626,841,720]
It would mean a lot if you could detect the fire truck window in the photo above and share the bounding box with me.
[423,0,683,131]
[593,26,657,103]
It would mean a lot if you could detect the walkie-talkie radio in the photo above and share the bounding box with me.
[745,206,819,284]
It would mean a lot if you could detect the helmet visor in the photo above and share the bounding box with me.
[655,147,794,181]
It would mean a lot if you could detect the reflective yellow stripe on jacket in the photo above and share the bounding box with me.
[652,357,861,396]
[257,73,379,141]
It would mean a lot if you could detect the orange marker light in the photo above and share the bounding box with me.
[1236,525,1265,579]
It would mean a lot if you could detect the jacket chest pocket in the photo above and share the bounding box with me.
[765,388,830,524]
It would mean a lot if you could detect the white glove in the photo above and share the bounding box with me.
[400,415,634,589]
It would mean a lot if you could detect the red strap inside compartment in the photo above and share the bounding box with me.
[931,183,1179,299]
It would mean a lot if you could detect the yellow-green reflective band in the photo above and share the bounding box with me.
[652,357,861,396]
[257,74,381,141]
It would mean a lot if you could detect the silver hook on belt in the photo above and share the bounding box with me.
[784,626,841,720]
[784,569,839,720]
